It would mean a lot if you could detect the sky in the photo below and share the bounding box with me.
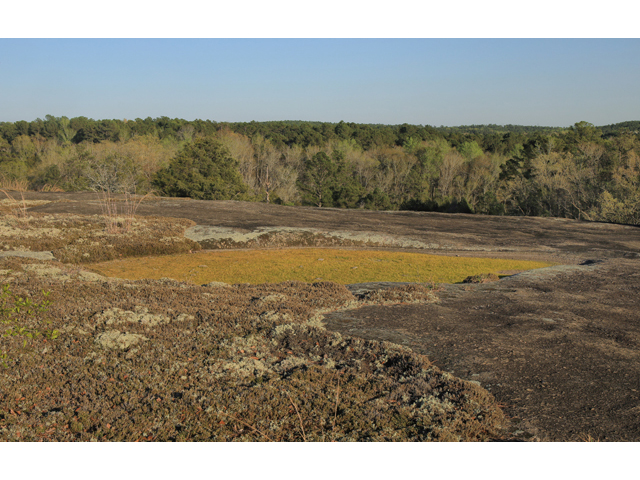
[1,5,639,128]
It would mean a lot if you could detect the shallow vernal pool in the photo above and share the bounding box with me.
[87,248,553,285]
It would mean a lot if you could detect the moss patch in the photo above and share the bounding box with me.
[88,248,552,285]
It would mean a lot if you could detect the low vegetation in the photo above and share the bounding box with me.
[87,248,551,285]
[1,283,57,367]
[0,260,509,441]
[0,212,201,263]
[462,273,501,284]
[0,210,532,441]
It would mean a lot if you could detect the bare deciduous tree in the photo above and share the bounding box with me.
[217,130,257,192]
[438,151,465,198]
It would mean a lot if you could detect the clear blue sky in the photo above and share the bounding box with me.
[1,38,639,127]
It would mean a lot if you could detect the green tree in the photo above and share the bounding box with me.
[153,137,248,200]
[334,121,352,140]
[595,150,640,225]
[299,152,339,207]
[361,187,393,210]
[57,116,77,145]
[0,137,11,160]
[458,141,484,161]
[402,137,421,155]
[567,121,603,145]
[61,147,94,191]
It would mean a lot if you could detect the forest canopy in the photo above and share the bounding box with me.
[1,116,639,225]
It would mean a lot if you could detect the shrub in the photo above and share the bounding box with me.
[153,137,248,200]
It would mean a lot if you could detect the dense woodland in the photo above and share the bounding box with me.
[1,116,639,225]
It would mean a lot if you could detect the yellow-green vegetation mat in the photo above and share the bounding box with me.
[0,213,201,263]
[0,258,509,441]
[89,248,552,285]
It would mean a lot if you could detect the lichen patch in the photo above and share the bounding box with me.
[93,306,194,327]
[94,330,148,350]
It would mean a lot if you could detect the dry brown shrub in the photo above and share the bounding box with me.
[95,191,156,234]
[358,284,441,304]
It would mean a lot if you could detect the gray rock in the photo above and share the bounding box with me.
[203,281,231,288]
[0,251,55,260]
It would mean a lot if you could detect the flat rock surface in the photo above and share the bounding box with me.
[0,251,55,260]
[330,260,640,441]
[21,192,640,262]
[20,191,640,440]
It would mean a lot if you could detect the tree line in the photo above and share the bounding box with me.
[1,116,639,225]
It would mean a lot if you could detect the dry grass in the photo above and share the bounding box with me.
[88,248,553,285]
[578,433,601,442]
[95,191,156,234]
[0,176,28,192]
[0,189,28,218]
[39,184,65,193]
